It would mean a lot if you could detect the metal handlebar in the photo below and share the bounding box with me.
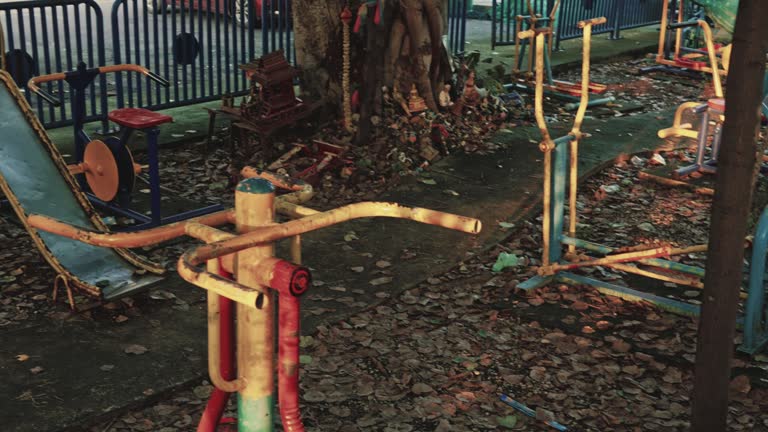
[578,17,607,28]
[177,201,481,307]
[668,20,699,30]
[27,64,169,106]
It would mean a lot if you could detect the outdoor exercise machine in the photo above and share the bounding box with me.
[654,18,727,179]
[27,62,223,230]
[517,17,708,316]
[653,25,766,180]
[517,17,768,356]
[0,70,163,302]
[28,170,481,431]
[506,1,613,110]
[640,0,730,78]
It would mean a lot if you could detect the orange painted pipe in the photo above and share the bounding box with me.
[27,210,236,248]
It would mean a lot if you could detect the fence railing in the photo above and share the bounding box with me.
[1,0,464,128]
[447,0,469,55]
[492,0,664,50]
[111,0,259,113]
[0,0,108,129]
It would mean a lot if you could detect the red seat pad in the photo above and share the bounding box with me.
[108,108,173,129]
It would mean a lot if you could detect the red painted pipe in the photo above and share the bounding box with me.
[197,264,236,432]
[271,261,311,432]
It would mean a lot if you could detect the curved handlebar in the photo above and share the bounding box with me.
[668,20,699,30]
[185,202,481,268]
[177,201,481,307]
[518,29,535,40]
[578,17,607,28]
[27,64,170,106]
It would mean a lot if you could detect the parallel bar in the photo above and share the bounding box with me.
[557,272,700,316]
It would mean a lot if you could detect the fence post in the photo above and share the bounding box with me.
[491,0,497,51]
[610,0,625,40]
[554,0,564,51]
[460,0,467,52]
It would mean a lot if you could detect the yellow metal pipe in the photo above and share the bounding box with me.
[205,257,247,393]
[658,126,699,140]
[528,32,554,151]
[181,202,481,271]
[656,0,669,61]
[542,150,552,267]
[674,1,684,59]
[234,179,276,428]
[672,101,701,127]
[185,223,245,392]
[27,210,236,248]
[607,262,703,289]
[565,18,603,253]
[697,19,723,98]
[186,222,236,274]
[539,244,708,275]
[637,171,715,196]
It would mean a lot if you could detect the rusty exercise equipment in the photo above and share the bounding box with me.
[28,62,223,230]
[506,2,613,110]
[517,17,708,316]
[29,167,482,431]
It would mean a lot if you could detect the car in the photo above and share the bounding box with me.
[147,0,279,28]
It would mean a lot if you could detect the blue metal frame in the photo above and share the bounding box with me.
[518,132,704,317]
[741,206,768,354]
[0,0,108,130]
[57,62,223,231]
[448,0,468,55]
[491,0,664,51]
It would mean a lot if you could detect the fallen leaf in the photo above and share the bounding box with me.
[369,277,393,286]
[16,354,29,362]
[729,375,751,394]
[124,344,148,355]
[411,383,434,395]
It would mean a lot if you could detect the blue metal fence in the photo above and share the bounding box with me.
[261,0,293,62]
[491,0,552,49]
[0,0,108,129]
[447,0,469,55]
[111,0,259,112]
[2,0,458,128]
[492,0,664,50]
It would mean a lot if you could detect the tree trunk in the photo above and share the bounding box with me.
[292,0,450,134]
[355,7,391,146]
[291,0,345,106]
[690,1,768,430]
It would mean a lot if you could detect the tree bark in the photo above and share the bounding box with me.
[355,6,391,146]
[690,1,768,430]
[291,0,345,105]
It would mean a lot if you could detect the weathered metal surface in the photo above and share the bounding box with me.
[0,71,163,300]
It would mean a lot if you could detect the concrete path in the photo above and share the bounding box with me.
[0,108,675,432]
